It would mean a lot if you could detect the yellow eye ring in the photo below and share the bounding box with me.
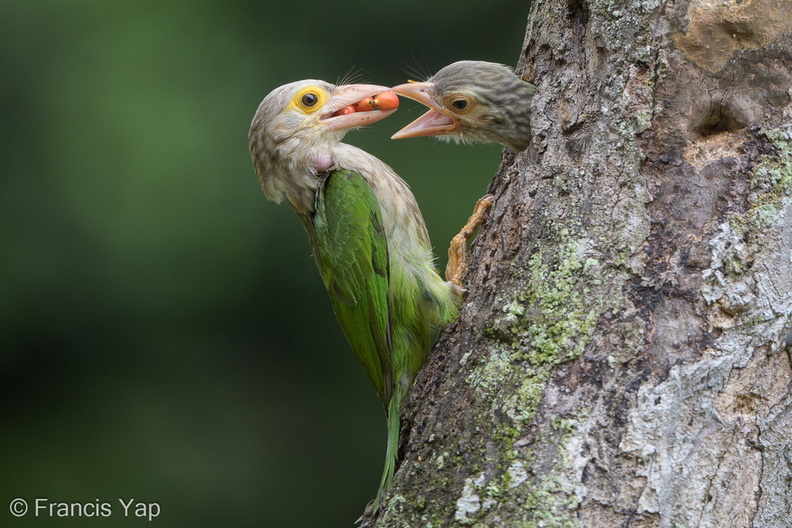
[290,86,328,114]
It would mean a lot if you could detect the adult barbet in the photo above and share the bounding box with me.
[248,80,463,516]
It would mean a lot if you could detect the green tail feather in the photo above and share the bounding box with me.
[360,393,403,520]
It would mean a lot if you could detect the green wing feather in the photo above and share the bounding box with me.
[308,169,393,406]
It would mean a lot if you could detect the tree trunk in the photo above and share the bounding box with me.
[367,0,792,526]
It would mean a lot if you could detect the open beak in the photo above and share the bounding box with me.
[321,84,398,131]
[390,82,457,139]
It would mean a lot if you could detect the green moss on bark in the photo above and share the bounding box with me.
[736,125,792,233]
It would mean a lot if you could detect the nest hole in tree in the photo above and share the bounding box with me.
[693,100,747,137]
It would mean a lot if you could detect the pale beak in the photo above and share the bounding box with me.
[321,84,398,130]
[390,82,457,139]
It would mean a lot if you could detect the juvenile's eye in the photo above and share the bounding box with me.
[302,92,319,107]
[451,98,468,111]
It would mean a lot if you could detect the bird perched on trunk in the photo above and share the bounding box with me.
[249,80,467,517]
[391,60,537,152]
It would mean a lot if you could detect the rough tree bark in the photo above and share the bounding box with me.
[365,0,792,527]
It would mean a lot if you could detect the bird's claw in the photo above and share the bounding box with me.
[446,194,496,288]
[450,281,468,297]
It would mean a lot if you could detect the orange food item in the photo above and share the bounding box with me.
[352,91,400,113]
[354,97,375,113]
[335,105,357,116]
[372,91,399,111]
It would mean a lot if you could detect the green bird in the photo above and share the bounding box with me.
[248,80,465,516]
[390,60,538,152]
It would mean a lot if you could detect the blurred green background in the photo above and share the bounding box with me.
[0,1,526,526]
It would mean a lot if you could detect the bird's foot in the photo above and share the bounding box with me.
[446,194,496,288]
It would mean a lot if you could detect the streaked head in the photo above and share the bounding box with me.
[391,61,537,152]
[249,80,396,207]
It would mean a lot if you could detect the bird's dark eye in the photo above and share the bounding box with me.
[451,99,468,111]
[302,92,319,107]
